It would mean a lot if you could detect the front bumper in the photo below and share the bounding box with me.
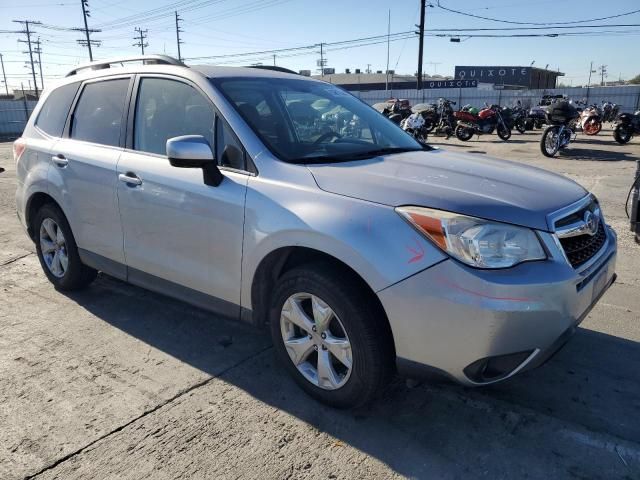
[379,225,617,386]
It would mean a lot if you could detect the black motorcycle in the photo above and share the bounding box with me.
[432,98,457,137]
[502,104,527,134]
[613,111,640,144]
[540,99,580,157]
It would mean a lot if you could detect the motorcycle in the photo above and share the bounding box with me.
[539,99,580,157]
[525,95,566,130]
[502,102,527,134]
[372,98,412,125]
[454,104,512,141]
[432,98,457,138]
[613,110,640,144]
[409,103,439,133]
[578,104,603,136]
[400,112,429,143]
[602,101,620,123]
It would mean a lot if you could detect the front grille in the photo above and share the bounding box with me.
[559,222,606,268]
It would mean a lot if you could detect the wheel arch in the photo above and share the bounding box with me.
[250,246,396,357]
[25,191,64,241]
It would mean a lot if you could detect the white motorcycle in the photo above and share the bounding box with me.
[400,112,428,143]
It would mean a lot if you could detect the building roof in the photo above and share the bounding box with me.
[311,73,452,85]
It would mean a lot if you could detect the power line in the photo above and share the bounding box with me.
[133,27,148,55]
[434,0,640,25]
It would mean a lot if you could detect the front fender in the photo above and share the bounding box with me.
[240,174,447,309]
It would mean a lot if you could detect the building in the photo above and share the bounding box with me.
[454,66,564,89]
[310,71,453,92]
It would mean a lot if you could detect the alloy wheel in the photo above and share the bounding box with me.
[39,218,68,278]
[280,292,353,390]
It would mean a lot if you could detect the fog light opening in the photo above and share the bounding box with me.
[464,350,535,383]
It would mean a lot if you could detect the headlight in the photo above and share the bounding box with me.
[396,206,546,269]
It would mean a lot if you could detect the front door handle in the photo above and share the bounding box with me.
[51,154,68,167]
[118,172,143,186]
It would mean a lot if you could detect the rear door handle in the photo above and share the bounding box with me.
[118,172,143,186]
[51,154,68,167]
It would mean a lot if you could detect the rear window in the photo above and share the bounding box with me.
[70,78,130,147]
[35,82,79,137]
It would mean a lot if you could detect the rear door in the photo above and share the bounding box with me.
[116,75,249,317]
[49,76,131,270]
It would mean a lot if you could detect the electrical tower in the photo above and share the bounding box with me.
[175,11,183,62]
[34,37,44,91]
[12,19,41,98]
[74,0,101,61]
[134,28,149,55]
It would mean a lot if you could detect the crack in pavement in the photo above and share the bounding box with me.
[24,344,274,480]
[1,252,33,267]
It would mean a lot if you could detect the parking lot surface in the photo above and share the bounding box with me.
[1,130,639,480]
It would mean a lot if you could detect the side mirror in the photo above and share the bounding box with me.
[166,135,223,187]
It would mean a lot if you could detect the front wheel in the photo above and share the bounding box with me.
[497,125,512,141]
[540,126,561,157]
[515,119,526,134]
[270,264,394,408]
[34,203,97,290]
[423,118,435,133]
[583,118,602,136]
[613,124,632,144]
[455,124,474,141]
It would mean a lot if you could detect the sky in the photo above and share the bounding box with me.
[0,0,639,92]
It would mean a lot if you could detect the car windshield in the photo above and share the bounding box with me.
[212,77,424,163]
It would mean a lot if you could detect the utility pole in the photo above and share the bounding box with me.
[273,54,276,66]
[78,0,99,61]
[416,0,426,90]
[598,64,607,86]
[319,43,324,77]
[366,63,371,74]
[34,37,44,91]
[13,19,41,98]
[174,11,183,62]
[385,9,390,93]
[0,53,8,96]
[133,27,148,55]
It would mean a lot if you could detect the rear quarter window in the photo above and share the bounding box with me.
[34,82,80,137]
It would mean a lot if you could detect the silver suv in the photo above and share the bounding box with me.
[15,55,617,408]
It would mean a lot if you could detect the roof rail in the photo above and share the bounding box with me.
[247,65,298,75]
[66,55,185,77]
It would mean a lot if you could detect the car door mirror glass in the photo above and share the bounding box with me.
[166,135,223,187]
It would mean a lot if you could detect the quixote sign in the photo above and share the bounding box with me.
[424,79,477,89]
[454,66,531,86]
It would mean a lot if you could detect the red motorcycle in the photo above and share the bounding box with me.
[454,104,511,141]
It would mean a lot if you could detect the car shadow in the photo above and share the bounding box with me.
[62,273,640,478]
[558,148,636,161]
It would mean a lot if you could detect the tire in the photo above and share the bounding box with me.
[455,124,473,141]
[540,126,561,158]
[613,124,632,144]
[423,119,435,133]
[269,263,394,408]
[497,126,512,141]
[34,203,97,291]
[583,118,602,136]
[515,119,526,134]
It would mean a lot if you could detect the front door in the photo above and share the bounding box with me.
[116,76,248,318]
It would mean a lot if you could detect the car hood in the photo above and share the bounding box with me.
[307,149,587,231]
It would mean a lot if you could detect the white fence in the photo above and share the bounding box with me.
[354,85,640,113]
[0,99,38,138]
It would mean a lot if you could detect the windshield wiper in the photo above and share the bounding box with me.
[294,147,426,164]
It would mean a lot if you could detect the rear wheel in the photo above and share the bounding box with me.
[515,119,526,134]
[540,126,561,157]
[423,118,435,133]
[455,124,474,141]
[613,124,632,144]
[34,203,97,290]
[269,264,394,408]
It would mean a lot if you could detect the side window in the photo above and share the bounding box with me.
[35,82,79,137]
[134,78,214,156]
[215,116,245,170]
[70,78,129,147]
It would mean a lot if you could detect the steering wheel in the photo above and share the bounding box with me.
[313,131,342,144]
